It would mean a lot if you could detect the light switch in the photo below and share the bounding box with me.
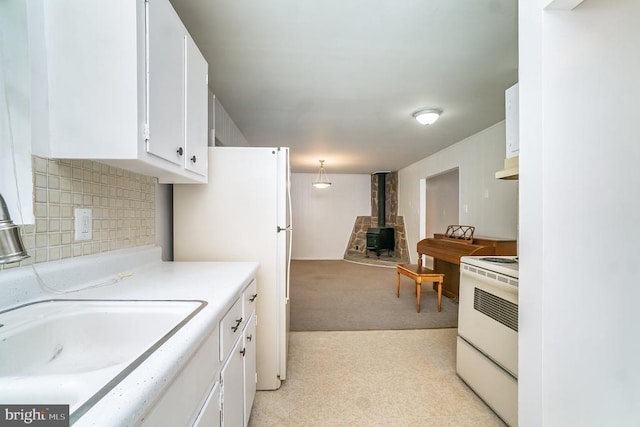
[74,208,92,241]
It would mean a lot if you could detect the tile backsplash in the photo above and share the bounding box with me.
[1,156,156,270]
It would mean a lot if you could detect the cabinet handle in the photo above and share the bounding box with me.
[176,147,184,156]
[249,294,258,302]
[247,334,252,342]
[190,155,197,163]
[240,348,246,357]
[231,317,243,332]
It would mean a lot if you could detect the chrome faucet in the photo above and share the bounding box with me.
[0,193,29,264]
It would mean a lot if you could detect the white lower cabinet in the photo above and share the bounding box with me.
[243,314,257,426]
[221,338,245,426]
[140,326,220,426]
[193,382,221,427]
[141,280,257,427]
[195,281,258,427]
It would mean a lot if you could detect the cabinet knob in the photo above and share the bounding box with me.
[247,334,252,342]
[176,147,184,156]
[240,348,246,357]
[249,294,258,302]
[190,155,197,163]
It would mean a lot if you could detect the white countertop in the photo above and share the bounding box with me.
[0,246,259,426]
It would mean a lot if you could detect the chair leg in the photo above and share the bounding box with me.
[396,271,400,297]
[416,281,421,313]
[437,279,442,312]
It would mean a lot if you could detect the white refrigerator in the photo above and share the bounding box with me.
[173,146,291,391]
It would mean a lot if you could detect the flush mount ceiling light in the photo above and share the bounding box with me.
[413,108,442,126]
[312,160,331,189]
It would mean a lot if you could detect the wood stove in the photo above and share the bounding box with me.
[366,172,395,257]
[366,227,395,257]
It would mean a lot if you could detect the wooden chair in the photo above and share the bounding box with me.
[396,250,444,313]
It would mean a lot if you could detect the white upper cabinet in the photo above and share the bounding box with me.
[30,0,208,183]
[505,83,519,159]
[184,36,209,177]
[147,0,185,166]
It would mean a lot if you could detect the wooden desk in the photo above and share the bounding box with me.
[419,235,517,299]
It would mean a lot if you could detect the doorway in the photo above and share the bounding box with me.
[421,168,459,268]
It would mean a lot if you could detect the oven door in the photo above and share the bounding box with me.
[458,263,518,377]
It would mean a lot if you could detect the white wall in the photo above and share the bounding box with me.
[518,0,544,423]
[519,0,640,425]
[398,121,518,263]
[291,173,370,259]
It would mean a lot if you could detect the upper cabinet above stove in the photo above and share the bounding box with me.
[505,83,520,159]
[496,83,519,180]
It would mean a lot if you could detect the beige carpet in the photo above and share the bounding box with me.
[249,329,504,426]
[290,260,458,331]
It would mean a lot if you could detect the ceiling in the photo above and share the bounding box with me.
[168,0,518,174]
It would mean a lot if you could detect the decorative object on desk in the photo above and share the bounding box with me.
[412,108,442,125]
[312,160,331,189]
[0,193,29,264]
[444,224,475,241]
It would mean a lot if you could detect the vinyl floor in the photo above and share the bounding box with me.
[249,329,505,426]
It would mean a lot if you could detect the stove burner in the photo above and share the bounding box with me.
[480,257,518,264]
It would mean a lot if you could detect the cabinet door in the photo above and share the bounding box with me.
[505,83,519,158]
[243,315,257,426]
[221,338,244,427]
[147,0,184,165]
[194,382,221,427]
[184,35,209,177]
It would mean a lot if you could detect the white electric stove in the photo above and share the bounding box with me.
[457,255,519,426]
[461,255,519,279]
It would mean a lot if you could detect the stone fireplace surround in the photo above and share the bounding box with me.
[344,172,410,265]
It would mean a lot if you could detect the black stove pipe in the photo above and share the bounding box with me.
[377,173,386,227]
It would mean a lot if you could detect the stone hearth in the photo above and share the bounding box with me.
[343,172,410,265]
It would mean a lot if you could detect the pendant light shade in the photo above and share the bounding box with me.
[312,160,331,189]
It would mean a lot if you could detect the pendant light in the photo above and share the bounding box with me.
[312,160,331,189]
